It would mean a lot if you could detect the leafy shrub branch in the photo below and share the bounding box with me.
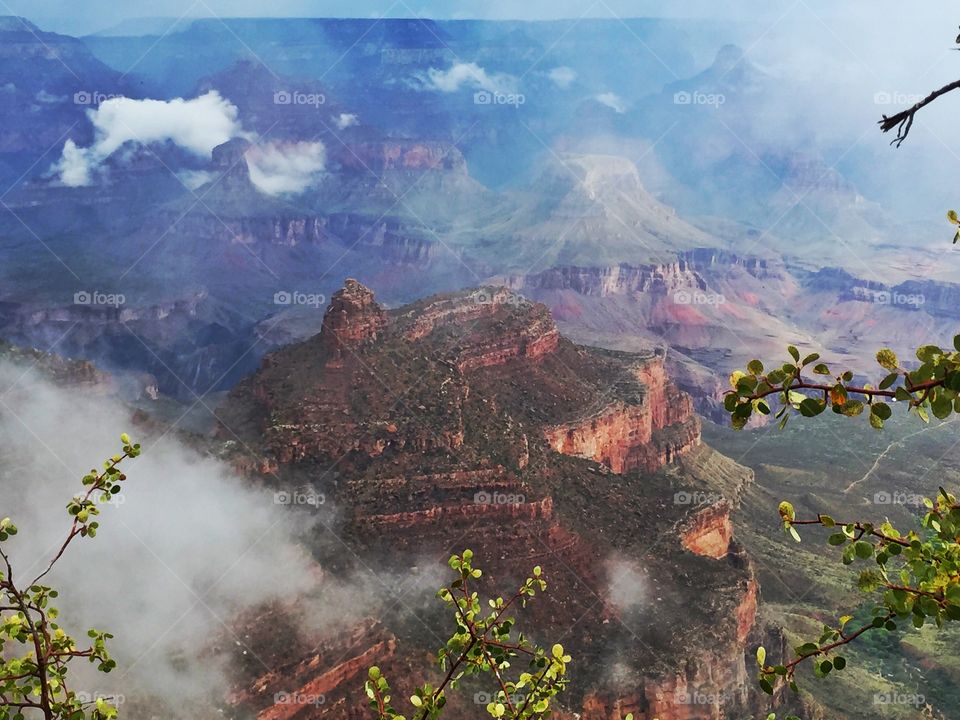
[0,434,140,720]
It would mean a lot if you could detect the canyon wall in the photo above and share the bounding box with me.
[217,280,760,720]
[543,354,700,473]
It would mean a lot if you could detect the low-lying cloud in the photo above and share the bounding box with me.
[335,112,359,129]
[422,61,519,95]
[54,91,242,187]
[0,362,326,714]
[548,66,577,89]
[245,141,327,196]
[595,92,627,114]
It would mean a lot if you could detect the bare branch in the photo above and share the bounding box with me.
[879,78,960,146]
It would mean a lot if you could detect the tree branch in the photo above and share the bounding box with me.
[879,78,960,146]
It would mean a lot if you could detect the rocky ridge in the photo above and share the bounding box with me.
[216,279,765,720]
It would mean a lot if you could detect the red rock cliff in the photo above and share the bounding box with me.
[543,354,700,473]
[318,279,387,367]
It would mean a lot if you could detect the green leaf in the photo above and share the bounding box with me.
[799,398,825,417]
[876,348,899,371]
[756,646,766,668]
[949,210,960,225]
[839,400,865,417]
[932,394,953,419]
[828,533,847,546]
[787,346,800,362]
[812,363,831,375]
[946,371,960,392]
[916,345,942,363]
[879,372,899,390]
[871,402,892,420]
[801,353,820,366]
[747,359,764,375]
[778,501,795,522]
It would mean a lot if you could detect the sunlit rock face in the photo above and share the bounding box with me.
[214,280,760,720]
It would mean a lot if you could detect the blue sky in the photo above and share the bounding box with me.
[6,0,912,36]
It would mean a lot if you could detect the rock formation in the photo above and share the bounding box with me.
[217,280,762,720]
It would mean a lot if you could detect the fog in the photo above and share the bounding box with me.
[0,361,436,717]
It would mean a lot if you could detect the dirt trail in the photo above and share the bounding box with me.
[843,417,958,494]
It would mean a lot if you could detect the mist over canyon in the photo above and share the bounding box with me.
[1,7,960,720]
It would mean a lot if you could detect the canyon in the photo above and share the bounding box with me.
[213,279,768,719]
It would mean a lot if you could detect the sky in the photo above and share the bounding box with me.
[8,0,949,36]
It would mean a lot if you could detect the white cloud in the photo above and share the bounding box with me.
[0,362,320,712]
[548,66,577,89]
[55,139,94,187]
[35,89,65,104]
[0,360,444,716]
[245,141,327,196]
[53,91,242,187]
[595,91,627,113]
[335,112,359,129]
[177,169,217,190]
[423,61,518,94]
